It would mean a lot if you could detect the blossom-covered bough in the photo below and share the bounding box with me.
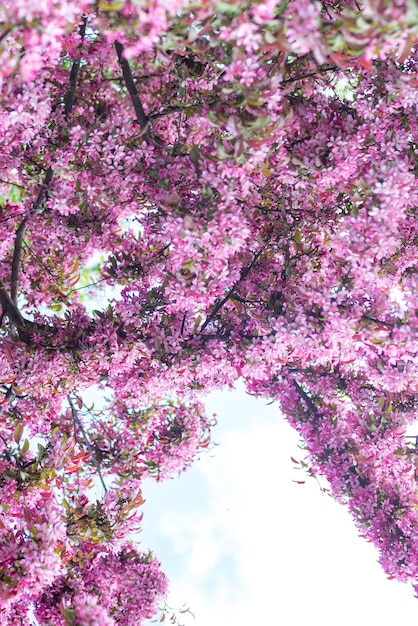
[0,0,418,623]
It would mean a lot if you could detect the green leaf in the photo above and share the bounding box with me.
[98,0,125,10]
[189,146,200,166]
[37,443,47,461]
[3,470,18,479]
[14,423,23,444]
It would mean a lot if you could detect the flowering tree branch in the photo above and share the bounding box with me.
[293,379,320,416]
[10,166,53,305]
[0,279,26,329]
[9,19,85,309]
[68,395,108,494]
[200,249,263,333]
[63,16,87,118]
[115,41,149,131]
[282,63,338,86]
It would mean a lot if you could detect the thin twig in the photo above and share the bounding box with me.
[361,315,394,329]
[73,277,109,291]
[68,395,108,493]
[149,103,202,121]
[115,41,149,131]
[0,179,29,190]
[0,433,13,462]
[200,249,263,333]
[0,27,12,45]
[282,65,338,86]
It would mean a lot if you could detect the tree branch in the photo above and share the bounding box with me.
[200,249,263,333]
[361,315,394,329]
[282,65,338,86]
[63,16,88,118]
[115,41,149,131]
[0,27,12,45]
[0,179,29,190]
[10,166,53,304]
[10,219,28,305]
[68,395,108,494]
[0,279,26,329]
[294,380,320,416]
[10,18,86,306]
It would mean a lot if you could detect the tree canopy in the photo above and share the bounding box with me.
[0,0,418,623]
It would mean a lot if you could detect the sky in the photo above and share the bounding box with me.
[138,383,418,626]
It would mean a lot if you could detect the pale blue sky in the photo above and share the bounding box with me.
[139,384,418,626]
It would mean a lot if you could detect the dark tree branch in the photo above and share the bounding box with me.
[200,249,263,333]
[282,65,338,86]
[0,279,26,329]
[0,434,13,462]
[149,103,204,120]
[294,380,320,415]
[115,41,149,131]
[180,312,187,336]
[0,284,43,344]
[0,179,29,190]
[10,219,28,305]
[10,18,87,307]
[10,166,53,304]
[361,315,394,329]
[68,395,108,494]
[0,27,12,45]
[63,16,88,118]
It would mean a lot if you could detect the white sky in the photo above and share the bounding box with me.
[139,384,418,626]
